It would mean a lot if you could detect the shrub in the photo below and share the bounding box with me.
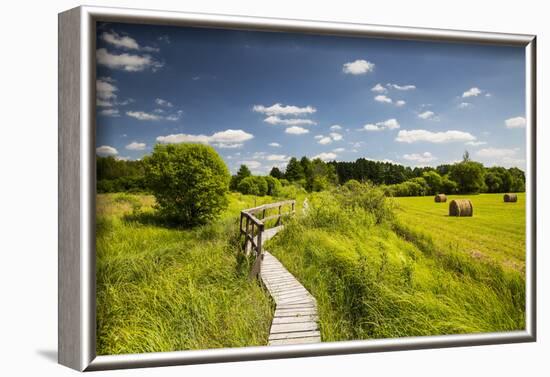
[143,143,230,226]
[264,176,282,196]
[237,176,268,196]
[336,180,394,224]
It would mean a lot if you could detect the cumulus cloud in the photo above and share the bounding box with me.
[466,141,488,146]
[126,111,162,121]
[156,129,254,147]
[505,116,526,129]
[362,118,400,132]
[476,147,518,158]
[253,103,316,116]
[342,59,375,75]
[403,152,436,163]
[266,154,289,162]
[395,100,406,107]
[239,160,262,169]
[371,83,387,93]
[99,108,120,117]
[330,132,343,141]
[96,48,163,72]
[458,102,472,109]
[155,98,173,107]
[101,31,159,52]
[269,142,281,147]
[264,116,316,126]
[96,145,118,157]
[388,84,416,91]
[333,148,345,153]
[462,87,482,98]
[318,136,332,145]
[374,95,392,104]
[330,124,342,131]
[96,78,117,104]
[313,152,337,161]
[395,129,476,143]
[125,141,146,150]
[285,126,309,135]
[418,111,436,120]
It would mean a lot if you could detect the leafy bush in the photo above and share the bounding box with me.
[237,176,268,196]
[336,180,394,224]
[264,176,282,196]
[143,143,230,226]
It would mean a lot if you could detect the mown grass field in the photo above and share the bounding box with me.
[97,190,526,353]
[393,194,526,272]
[96,192,277,355]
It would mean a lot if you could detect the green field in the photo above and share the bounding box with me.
[97,191,525,354]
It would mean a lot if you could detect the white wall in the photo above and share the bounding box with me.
[0,0,546,375]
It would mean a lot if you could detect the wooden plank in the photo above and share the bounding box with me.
[269,337,321,346]
[272,315,319,324]
[268,330,321,341]
[270,322,319,334]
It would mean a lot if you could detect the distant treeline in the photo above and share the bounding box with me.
[97,150,525,196]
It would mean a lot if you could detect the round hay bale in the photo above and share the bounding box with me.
[504,193,518,203]
[434,194,447,203]
[449,199,473,217]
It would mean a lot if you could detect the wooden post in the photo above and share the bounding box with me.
[244,216,251,255]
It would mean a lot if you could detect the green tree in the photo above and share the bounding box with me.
[143,143,230,226]
[264,176,282,196]
[449,161,485,194]
[269,167,284,179]
[422,171,443,195]
[285,157,305,181]
[231,164,252,190]
[237,176,268,196]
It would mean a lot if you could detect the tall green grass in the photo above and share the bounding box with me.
[267,189,525,341]
[96,193,275,355]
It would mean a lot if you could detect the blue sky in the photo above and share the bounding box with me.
[96,22,526,174]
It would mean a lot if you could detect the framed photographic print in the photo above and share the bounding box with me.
[58,6,536,371]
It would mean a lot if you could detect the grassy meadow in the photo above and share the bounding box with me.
[97,190,526,354]
[96,192,277,355]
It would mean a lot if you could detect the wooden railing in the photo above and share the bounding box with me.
[240,200,296,278]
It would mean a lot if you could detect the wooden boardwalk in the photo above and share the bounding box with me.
[259,227,321,346]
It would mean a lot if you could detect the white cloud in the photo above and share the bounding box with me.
[157,129,254,146]
[374,95,392,104]
[314,135,323,140]
[396,129,476,143]
[101,31,159,52]
[96,145,118,157]
[101,31,140,50]
[462,87,482,98]
[313,152,337,161]
[476,147,518,158]
[285,126,309,135]
[165,110,183,122]
[333,148,345,153]
[155,98,173,107]
[388,84,416,91]
[418,111,436,120]
[96,48,163,72]
[403,152,436,163]
[330,124,342,131]
[99,108,120,117]
[329,132,343,141]
[318,136,332,145]
[362,118,400,132]
[266,154,289,162]
[125,141,146,150]
[253,103,316,116]
[126,111,162,121]
[458,102,471,109]
[269,142,281,147]
[96,78,117,104]
[505,116,526,129]
[239,160,262,169]
[342,59,375,75]
[264,116,316,126]
[395,100,406,107]
[465,141,487,146]
[371,83,387,93]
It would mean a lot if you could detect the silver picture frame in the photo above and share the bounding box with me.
[58,5,537,371]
